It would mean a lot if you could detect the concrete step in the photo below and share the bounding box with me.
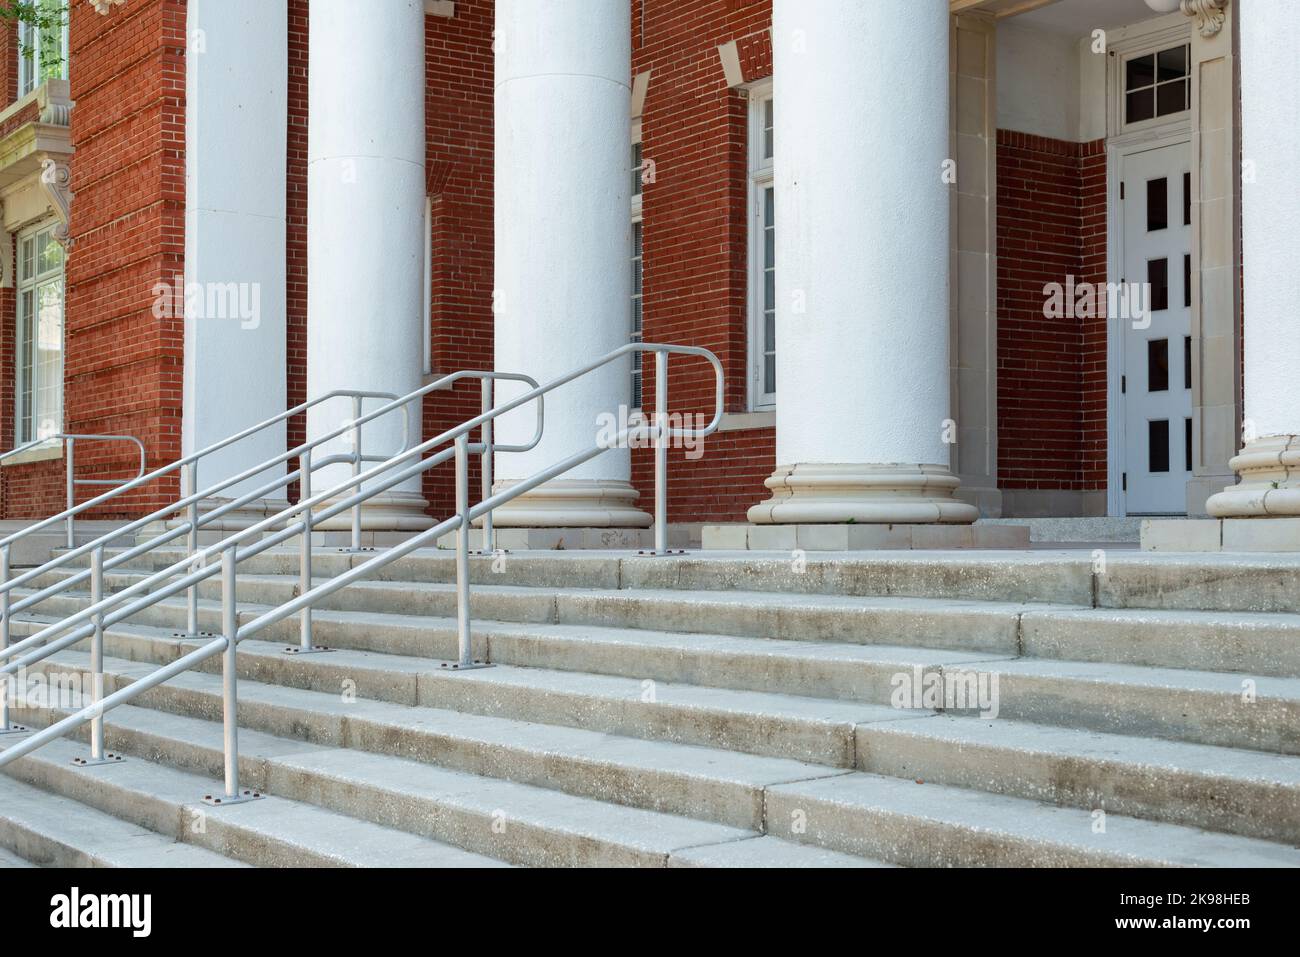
[0,771,245,868]
[857,714,1300,843]
[62,543,1300,613]
[0,845,34,867]
[669,835,893,868]
[0,735,507,868]
[23,647,852,831]
[30,645,1300,845]
[12,624,926,766]
[763,772,1300,867]
[11,701,854,868]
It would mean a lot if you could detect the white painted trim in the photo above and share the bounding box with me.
[746,80,775,413]
[1104,14,1193,142]
[1106,130,1192,517]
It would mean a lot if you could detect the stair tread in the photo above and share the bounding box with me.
[0,771,245,868]
[0,736,506,868]
[670,835,894,868]
[0,845,34,867]
[768,771,1300,867]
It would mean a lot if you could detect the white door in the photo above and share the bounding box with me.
[1120,142,1193,515]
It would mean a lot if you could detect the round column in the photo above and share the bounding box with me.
[748,0,977,525]
[490,0,650,527]
[1208,0,1300,518]
[306,0,430,530]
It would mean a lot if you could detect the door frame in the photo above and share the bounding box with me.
[1104,16,1193,517]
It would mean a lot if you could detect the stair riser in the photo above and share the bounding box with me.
[1021,613,1300,679]
[761,790,1158,867]
[856,724,1300,844]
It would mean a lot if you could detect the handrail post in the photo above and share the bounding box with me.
[203,547,258,805]
[480,376,495,555]
[64,437,75,550]
[89,546,106,760]
[349,395,363,552]
[654,350,668,555]
[288,450,329,655]
[71,546,121,766]
[183,463,202,638]
[453,435,475,668]
[0,544,25,735]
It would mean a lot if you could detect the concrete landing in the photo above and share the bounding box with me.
[701,523,1029,551]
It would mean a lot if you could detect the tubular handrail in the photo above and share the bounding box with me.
[0,343,721,808]
[0,369,541,635]
[0,434,148,551]
[0,390,412,556]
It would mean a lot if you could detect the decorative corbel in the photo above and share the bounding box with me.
[1181,0,1228,38]
[38,159,73,248]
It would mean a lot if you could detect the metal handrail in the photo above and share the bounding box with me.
[0,434,147,550]
[0,344,721,809]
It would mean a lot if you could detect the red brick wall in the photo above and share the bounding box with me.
[1,0,187,521]
[996,130,1106,493]
[631,0,775,523]
[286,0,307,491]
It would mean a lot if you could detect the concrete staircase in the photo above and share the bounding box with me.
[2,545,1299,867]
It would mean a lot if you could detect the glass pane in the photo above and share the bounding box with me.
[1184,254,1192,308]
[1185,417,1194,472]
[20,238,34,281]
[1126,54,1155,92]
[1183,172,1191,226]
[38,231,64,275]
[1126,88,1155,124]
[631,143,642,196]
[1156,79,1188,116]
[1148,258,1169,312]
[35,278,64,440]
[1157,45,1188,82]
[1146,178,1167,232]
[1147,339,1169,392]
[1184,335,1192,390]
[764,353,775,395]
[763,98,774,160]
[1149,420,1170,474]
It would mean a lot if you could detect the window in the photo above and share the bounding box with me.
[630,129,644,408]
[1124,43,1189,126]
[748,84,775,410]
[17,0,69,98]
[15,224,65,445]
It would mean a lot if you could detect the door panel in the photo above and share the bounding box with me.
[1121,143,1193,515]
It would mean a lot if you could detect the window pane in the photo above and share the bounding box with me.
[1185,417,1194,472]
[1126,88,1155,124]
[1126,54,1155,91]
[1184,253,1192,308]
[1147,339,1169,392]
[1183,171,1191,226]
[763,97,774,161]
[631,143,643,197]
[1157,45,1188,82]
[630,222,643,407]
[1146,177,1167,232]
[1184,335,1192,390]
[1148,258,1169,312]
[1156,79,1188,117]
[1149,420,1170,474]
[35,278,64,439]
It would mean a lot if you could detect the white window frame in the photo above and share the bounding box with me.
[746,81,775,411]
[17,0,70,99]
[630,120,644,410]
[15,221,66,446]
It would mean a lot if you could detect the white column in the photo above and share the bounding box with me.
[749,0,977,525]
[490,0,650,528]
[182,0,287,526]
[1208,0,1300,518]
[306,0,430,530]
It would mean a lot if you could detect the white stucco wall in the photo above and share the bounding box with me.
[996,21,1106,143]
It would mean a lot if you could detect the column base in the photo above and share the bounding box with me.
[485,479,652,528]
[747,463,980,525]
[312,490,434,532]
[1206,435,1300,517]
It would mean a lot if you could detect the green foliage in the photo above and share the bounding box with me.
[0,0,67,83]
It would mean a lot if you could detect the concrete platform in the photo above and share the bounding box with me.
[701,522,1029,551]
[435,525,701,552]
[1142,517,1300,552]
